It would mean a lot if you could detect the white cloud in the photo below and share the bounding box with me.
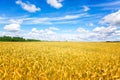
[22,14,84,25]
[31,28,39,33]
[4,24,21,32]
[45,29,55,34]
[46,0,63,9]
[24,17,52,24]
[93,26,117,33]
[93,26,117,37]
[76,26,120,41]
[3,19,22,32]
[28,27,60,40]
[77,28,89,33]
[102,10,120,26]
[54,15,81,20]
[54,20,79,24]
[91,26,118,40]
[31,27,59,35]
[76,27,93,41]
[83,6,90,11]
[48,27,59,30]
[16,0,40,13]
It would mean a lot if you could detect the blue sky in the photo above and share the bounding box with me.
[0,0,120,41]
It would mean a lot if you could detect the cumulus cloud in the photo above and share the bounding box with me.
[83,6,90,11]
[89,25,120,41]
[93,26,117,39]
[4,19,22,32]
[46,0,63,9]
[31,27,59,34]
[4,24,21,32]
[31,27,58,35]
[75,25,120,41]
[93,26,117,33]
[28,27,60,40]
[102,10,120,26]
[16,0,40,13]
[31,28,38,32]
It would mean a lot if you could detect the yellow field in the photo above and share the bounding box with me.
[0,42,120,80]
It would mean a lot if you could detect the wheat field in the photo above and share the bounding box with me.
[0,42,120,80]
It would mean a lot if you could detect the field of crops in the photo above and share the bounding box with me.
[0,42,120,80]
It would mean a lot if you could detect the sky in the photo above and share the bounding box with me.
[0,0,120,41]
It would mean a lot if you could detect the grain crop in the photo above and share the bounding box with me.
[0,42,120,80]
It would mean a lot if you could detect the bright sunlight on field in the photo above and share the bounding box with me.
[0,42,120,80]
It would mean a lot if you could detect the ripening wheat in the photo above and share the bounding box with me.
[0,42,120,80]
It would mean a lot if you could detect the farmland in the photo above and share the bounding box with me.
[0,42,120,80]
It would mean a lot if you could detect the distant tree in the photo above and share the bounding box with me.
[26,38,41,42]
[0,36,12,41]
[0,36,42,42]
[12,37,26,41]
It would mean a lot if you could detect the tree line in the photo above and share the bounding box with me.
[0,36,41,42]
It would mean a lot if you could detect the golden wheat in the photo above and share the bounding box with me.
[0,42,120,80]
